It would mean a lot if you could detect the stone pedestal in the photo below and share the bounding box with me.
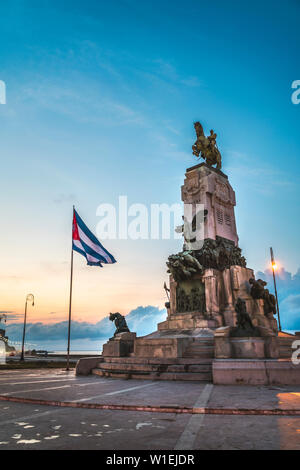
[102,332,136,357]
[158,313,218,330]
[266,315,279,335]
[181,163,238,247]
[230,337,265,359]
[214,326,232,358]
[134,336,191,359]
[214,325,279,360]
[222,268,236,326]
[203,269,223,326]
[257,326,279,358]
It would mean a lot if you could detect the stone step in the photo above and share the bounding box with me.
[187,340,214,344]
[100,356,213,365]
[279,348,293,358]
[184,345,214,351]
[279,352,292,358]
[184,341,214,345]
[183,353,214,358]
[183,349,214,358]
[92,367,212,382]
[155,372,212,381]
[278,337,296,358]
[183,342,215,358]
[278,338,295,345]
[100,362,160,372]
[96,361,212,374]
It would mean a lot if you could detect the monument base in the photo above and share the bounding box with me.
[76,331,300,383]
[91,356,213,382]
[213,359,300,385]
[133,327,214,358]
[214,326,280,359]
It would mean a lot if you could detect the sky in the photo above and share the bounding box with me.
[0,0,299,341]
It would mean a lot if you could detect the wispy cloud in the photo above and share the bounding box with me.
[53,193,76,204]
[256,267,300,331]
[226,150,297,195]
[20,79,146,128]
[151,59,203,88]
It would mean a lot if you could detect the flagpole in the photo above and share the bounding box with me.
[270,247,281,332]
[66,206,75,371]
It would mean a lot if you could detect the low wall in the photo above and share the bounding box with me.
[213,359,300,385]
[76,357,102,376]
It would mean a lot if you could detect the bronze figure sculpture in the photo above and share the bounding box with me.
[166,251,203,282]
[231,297,261,337]
[263,289,277,317]
[249,278,277,317]
[166,239,246,282]
[109,312,130,336]
[235,298,254,330]
[192,122,222,169]
[249,278,267,299]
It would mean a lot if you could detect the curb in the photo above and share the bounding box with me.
[0,395,300,416]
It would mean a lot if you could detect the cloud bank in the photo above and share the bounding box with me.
[256,267,300,331]
[4,306,167,350]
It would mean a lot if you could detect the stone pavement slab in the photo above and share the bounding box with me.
[0,400,300,450]
[1,369,300,413]
[192,414,300,450]
[1,369,300,450]
[0,401,189,450]
[207,384,300,411]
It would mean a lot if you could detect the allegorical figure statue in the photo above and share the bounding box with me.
[235,298,254,330]
[249,278,267,299]
[249,278,277,317]
[192,122,222,169]
[109,312,130,336]
[263,289,277,317]
[231,297,261,337]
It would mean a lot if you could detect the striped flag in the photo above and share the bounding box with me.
[72,208,116,267]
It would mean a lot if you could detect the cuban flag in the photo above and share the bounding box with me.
[72,209,116,267]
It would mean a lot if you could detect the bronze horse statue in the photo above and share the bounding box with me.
[192,122,222,170]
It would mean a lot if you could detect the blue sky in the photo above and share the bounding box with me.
[0,0,299,330]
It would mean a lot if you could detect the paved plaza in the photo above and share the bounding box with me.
[0,369,300,450]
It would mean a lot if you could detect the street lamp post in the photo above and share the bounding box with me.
[270,247,281,332]
[20,294,35,361]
